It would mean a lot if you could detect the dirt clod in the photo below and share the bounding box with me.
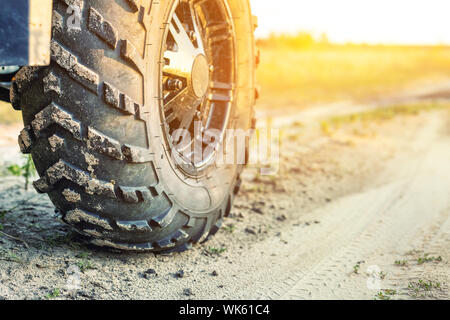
[175,270,185,278]
[245,228,256,235]
[183,288,194,296]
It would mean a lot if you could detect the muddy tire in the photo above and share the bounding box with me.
[12,0,257,252]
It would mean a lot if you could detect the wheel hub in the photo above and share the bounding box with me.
[160,0,236,175]
[191,54,209,98]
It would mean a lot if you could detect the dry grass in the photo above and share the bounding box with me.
[0,101,21,125]
[320,101,450,135]
[257,43,450,110]
[2,39,450,124]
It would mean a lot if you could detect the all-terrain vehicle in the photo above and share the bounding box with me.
[0,0,258,252]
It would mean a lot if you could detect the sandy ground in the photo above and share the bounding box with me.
[0,102,449,300]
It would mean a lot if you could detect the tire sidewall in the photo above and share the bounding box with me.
[146,0,255,215]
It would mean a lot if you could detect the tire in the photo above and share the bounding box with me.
[12,0,257,252]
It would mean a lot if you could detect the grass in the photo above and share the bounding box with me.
[378,271,387,280]
[0,248,23,264]
[319,102,450,135]
[408,280,442,298]
[0,101,21,125]
[352,261,364,274]
[257,41,450,109]
[206,247,227,255]
[45,288,61,299]
[75,251,96,273]
[5,155,36,190]
[3,39,450,125]
[375,289,397,300]
[417,254,443,265]
[44,232,76,248]
[395,260,408,267]
[77,259,95,273]
[223,224,236,234]
[2,39,450,126]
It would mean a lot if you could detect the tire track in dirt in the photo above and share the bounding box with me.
[257,114,450,300]
[0,106,448,300]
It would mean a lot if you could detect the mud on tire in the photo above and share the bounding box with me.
[12,0,257,252]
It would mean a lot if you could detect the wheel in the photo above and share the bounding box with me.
[12,0,258,252]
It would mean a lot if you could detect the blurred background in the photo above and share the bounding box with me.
[2,0,450,160]
[251,0,450,112]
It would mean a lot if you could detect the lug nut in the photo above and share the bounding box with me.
[189,31,197,42]
[165,79,183,91]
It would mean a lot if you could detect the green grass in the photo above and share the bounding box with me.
[223,224,236,234]
[75,251,96,273]
[0,249,23,264]
[375,289,397,300]
[408,280,442,298]
[395,260,408,267]
[207,247,227,255]
[417,254,443,265]
[77,259,95,273]
[352,261,364,274]
[4,155,36,190]
[45,289,61,299]
[44,232,76,248]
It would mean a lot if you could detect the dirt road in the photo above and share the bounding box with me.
[0,103,448,300]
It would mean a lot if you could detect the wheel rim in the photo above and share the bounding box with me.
[160,0,236,176]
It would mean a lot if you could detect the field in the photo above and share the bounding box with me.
[0,101,21,125]
[2,38,450,123]
[256,40,450,109]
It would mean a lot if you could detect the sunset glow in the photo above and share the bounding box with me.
[251,0,450,44]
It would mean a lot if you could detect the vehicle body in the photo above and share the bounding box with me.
[0,0,52,101]
[0,0,258,252]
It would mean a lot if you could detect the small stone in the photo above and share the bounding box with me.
[251,207,263,215]
[211,270,219,277]
[175,269,185,278]
[245,228,256,235]
[183,288,193,296]
[142,268,157,279]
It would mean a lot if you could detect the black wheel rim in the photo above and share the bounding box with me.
[160,0,236,176]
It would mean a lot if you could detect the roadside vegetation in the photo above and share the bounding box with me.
[257,33,450,109]
[1,34,450,125]
[0,155,36,190]
[0,101,21,124]
[319,102,450,135]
